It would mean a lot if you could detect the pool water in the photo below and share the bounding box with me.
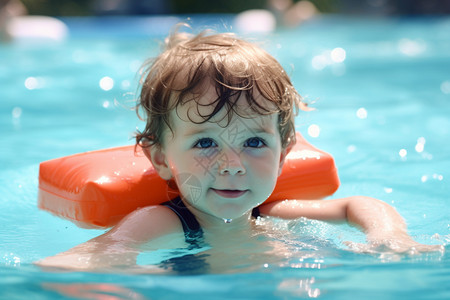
[1,15,449,299]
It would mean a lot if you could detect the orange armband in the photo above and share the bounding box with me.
[38,133,339,228]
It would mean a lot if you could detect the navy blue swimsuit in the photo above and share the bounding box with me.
[159,198,205,274]
[161,197,203,245]
[160,197,260,274]
[161,197,260,243]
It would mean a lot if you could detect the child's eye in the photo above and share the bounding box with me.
[193,138,217,149]
[244,137,266,148]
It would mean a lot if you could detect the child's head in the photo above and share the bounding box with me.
[136,28,303,219]
[136,28,301,150]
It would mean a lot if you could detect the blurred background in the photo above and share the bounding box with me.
[6,0,450,16]
[2,0,450,42]
[1,0,449,281]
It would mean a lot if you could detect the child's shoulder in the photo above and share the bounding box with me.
[109,205,184,243]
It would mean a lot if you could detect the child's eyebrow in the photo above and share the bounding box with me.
[248,127,276,135]
[182,125,276,137]
[182,126,216,137]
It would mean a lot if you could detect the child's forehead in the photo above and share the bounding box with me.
[172,107,278,137]
[173,85,277,124]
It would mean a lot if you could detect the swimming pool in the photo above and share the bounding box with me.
[1,14,449,299]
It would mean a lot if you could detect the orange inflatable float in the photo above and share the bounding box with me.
[38,133,340,229]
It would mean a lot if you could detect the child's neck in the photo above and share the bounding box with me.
[187,204,253,234]
[203,214,253,233]
[199,213,255,249]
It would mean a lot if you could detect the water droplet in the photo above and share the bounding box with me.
[415,143,424,153]
[24,76,45,90]
[347,145,356,153]
[432,173,443,181]
[356,107,367,119]
[12,107,22,119]
[99,76,114,91]
[102,100,110,108]
[311,55,327,70]
[398,38,426,56]
[415,137,426,153]
[331,47,346,63]
[307,124,320,138]
[121,79,131,90]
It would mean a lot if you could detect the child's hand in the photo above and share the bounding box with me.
[345,231,444,255]
[260,196,445,257]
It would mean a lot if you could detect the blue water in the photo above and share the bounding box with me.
[1,15,449,299]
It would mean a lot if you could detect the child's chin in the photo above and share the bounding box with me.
[214,205,252,220]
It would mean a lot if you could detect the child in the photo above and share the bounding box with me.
[37,28,442,271]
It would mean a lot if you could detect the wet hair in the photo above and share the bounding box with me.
[136,27,302,149]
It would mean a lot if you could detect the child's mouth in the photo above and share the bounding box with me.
[211,189,247,198]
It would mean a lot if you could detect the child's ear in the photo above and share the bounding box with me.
[142,145,172,180]
[278,140,294,177]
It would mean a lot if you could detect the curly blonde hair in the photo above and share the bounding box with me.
[136,29,301,149]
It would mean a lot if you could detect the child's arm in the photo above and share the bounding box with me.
[36,205,184,270]
[259,196,443,253]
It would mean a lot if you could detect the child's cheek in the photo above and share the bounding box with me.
[246,150,280,177]
[171,152,219,180]
[191,156,220,178]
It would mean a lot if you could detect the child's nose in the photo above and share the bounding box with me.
[218,149,246,176]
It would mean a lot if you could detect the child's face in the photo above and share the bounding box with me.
[149,86,288,221]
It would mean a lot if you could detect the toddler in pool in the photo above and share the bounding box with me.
[38,28,442,270]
